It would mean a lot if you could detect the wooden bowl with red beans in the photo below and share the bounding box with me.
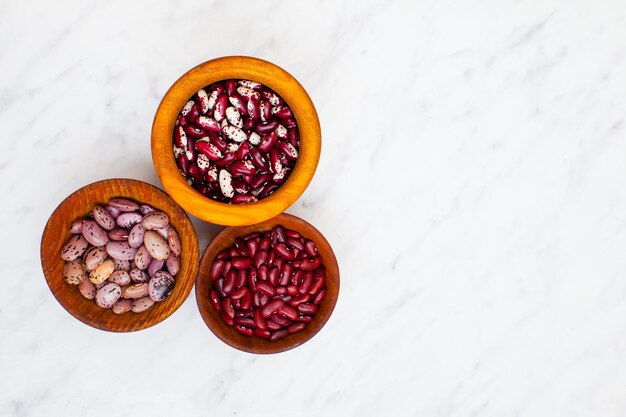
[195,213,339,353]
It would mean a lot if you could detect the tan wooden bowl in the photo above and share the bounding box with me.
[151,56,321,226]
[40,178,199,332]
[196,213,339,354]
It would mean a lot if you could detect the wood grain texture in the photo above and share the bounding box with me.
[151,56,321,226]
[196,213,339,354]
[40,178,199,332]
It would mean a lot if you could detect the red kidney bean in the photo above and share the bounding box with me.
[287,322,305,334]
[248,267,258,292]
[210,289,222,313]
[313,288,326,305]
[291,269,304,286]
[209,259,225,280]
[275,294,293,304]
[289,294,310,307]
[176,154,189,176]
[222,297,235,319]
[234,317,255,328]
[268,266,280,286]
[288,127,299,147]
[258,131,278,153]
[269,330,288,342]
[287,285,299,295]
[221,312,234,326]
[241,292,252,310]
[256,281,275,297]
[253,250,268,269]
[304,240,318,257]
[295,315,313,323]
[266,319,283,331]
[253,308,268,330]
[234,325,254,337]
[251,172,272,190]
[257,264,268,281]
[217,249,230,259]
[267,251,276,267]
[223,270,236,294]
[279,263,293,286]
[215,278,226,298]
[297,303,318,315]
[236,268,247,289]
[309,274,326,295]
[188,164,203,183]
[274,243,295,260]
[242,232,261,241]
[275,286,287,295]
[224,79,237,96]
[215,152,236,167]
[247,239,258,257]
[299,257,323,271]
[283,119,297,128]
[261,299,284,318]
[236,141,250,160]
[222,260,232,277]
[231,257,252,269]
[230,286,248,301]
[285,230,300,239]
[286,237,304,251]
[270,313,292,326]
[255,328,270,338]
[274,257,285,272]
[299,271,313,294]
[259,293,269,306]
[278,304,299,321]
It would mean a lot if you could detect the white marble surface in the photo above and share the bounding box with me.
[2,0,626,415]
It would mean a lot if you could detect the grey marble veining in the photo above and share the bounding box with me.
[2,0,626,415]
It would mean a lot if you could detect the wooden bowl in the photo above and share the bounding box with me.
[151,56,321,226]
[40,178,199,332]
[196,213,339,354]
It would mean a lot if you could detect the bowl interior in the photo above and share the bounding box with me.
[196,213,339,354]
[152,56,321,226]
[41,178,199,332]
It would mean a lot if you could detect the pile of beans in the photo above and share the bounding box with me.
[209,225,326,341]
[60,198,181,314]
[173,79,299,204]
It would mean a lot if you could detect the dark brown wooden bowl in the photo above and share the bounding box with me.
[196,213,339,354]
[40,178,199,332]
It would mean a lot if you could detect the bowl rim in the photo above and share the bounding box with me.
[40,178,200,332]
[195,213,340,354]
[151,55,321,226]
